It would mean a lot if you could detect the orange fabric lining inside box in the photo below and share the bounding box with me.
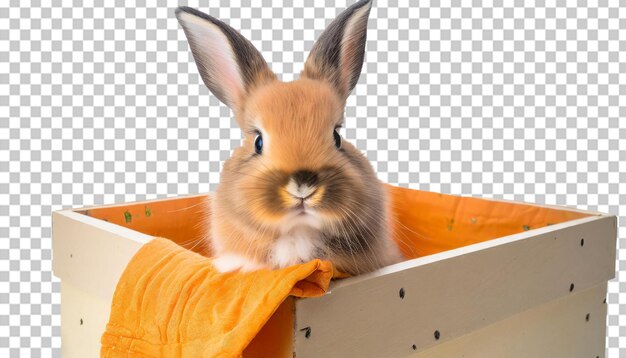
[81,184,591,259]
[85,185,591,357]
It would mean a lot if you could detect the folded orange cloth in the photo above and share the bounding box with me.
[100,237,335,357]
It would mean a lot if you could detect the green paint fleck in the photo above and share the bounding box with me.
[145,207,151,217]
[124,210,132,223]
[446,218,455,231]
[523,225,531,231]
[470,217,477,224]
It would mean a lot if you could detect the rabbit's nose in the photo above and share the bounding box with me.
[285,170,319,205]
[285,180,317,200]
[291,170,318,187]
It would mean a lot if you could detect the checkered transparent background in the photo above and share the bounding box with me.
[1,0,625,356]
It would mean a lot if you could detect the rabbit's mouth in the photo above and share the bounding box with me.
[277,207,323,234]
[294,202,306,213]
[289,204,312,217]
[292,188,317,212]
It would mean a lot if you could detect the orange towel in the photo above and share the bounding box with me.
[100,238,336,357]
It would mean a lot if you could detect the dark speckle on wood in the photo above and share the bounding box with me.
[300,326,311,339]
[399,288,405,299]
[585,313,590,322]
[80,318,83,325]
[434,330,440,340]
[569,283,575,292]
[412,344,417,350]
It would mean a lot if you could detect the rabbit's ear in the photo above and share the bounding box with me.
[301,0,373,102]
[176,7,275,113]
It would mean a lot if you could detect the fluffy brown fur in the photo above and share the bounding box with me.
[177,0,403,275]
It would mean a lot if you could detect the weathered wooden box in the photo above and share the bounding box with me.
[52,185,617,357]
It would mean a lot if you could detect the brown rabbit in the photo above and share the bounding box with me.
[176,0,403,275]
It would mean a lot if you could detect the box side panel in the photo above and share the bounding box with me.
[52,211,150,302]
[61,281,111,358]
[294,215,616,358]
[409,283,608,358]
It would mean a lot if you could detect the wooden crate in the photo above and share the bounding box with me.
[52,187,617,357]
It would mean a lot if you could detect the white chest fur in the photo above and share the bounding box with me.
[212,212,325,272]
[270,223,323,269]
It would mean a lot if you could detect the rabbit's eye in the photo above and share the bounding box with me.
[254,134,263,154]
[333,129,341,149]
